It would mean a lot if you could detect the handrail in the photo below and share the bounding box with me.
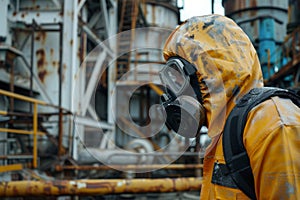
[0,89,72,168]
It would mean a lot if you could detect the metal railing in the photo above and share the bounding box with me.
[0,89,71,169]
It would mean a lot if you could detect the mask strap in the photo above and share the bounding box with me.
[189,73,203,104]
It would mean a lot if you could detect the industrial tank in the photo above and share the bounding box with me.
[222,0,288,79]
[114,0,182,156]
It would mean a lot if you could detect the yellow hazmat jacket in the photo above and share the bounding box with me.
[163,15,300,199]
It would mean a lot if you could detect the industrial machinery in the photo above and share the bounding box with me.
[0,0,202,199]
[0,0,299,199]
[222,0,300,88]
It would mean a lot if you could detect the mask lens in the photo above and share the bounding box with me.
[160,59,188,96]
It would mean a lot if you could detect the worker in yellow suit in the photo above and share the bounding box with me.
[159,14,300,199]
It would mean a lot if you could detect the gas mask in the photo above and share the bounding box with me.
[159,57,206,138]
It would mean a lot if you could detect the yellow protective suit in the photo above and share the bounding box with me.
[163,15,300,199]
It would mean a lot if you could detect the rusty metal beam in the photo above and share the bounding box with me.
[0,178,202,197]
[55,164,203,171]
[266,57,300,84]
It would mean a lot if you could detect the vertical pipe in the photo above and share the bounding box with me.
[292,29,297,60]
[58,22,63,157]
[267,49,271,77]
[195,135,201,177]
[33,103,38,168]
[107,0,118,149]
[30,20,35,112]
[146,86,150,125]
[139,87,144,126]
[9,53,14,112]
[259,18,276,79]
[58,108,63,156]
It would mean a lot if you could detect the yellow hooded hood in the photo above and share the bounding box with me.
[163,15,263,138]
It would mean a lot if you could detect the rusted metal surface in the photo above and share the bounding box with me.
[223,0,287,16]
[55,164,203,171]
[35,48,48,83]
[0,177,202,197]
[265,28,300,85]
[287,0,300,33]
[266,57,300,85]
[142,0,179,28]
[145,0,179,14]
[223,0,289,80]
[222,0,288,45]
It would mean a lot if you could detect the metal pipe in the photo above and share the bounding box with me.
[55,164,203,171]
[79,19,114,57]
[148,83,163,96]
[77,0,87,12]
[58,22,63,157]
[58,108,64,156]
[0,128,45,136]
[0,89,46,105]
[0,178,202,197]
[33,103,38,168]
[0,164,23,173]
[30,19,35,104]
[0,89,72,112]
[9,56,14,112]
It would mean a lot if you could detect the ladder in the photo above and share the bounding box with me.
[116,0,140,80]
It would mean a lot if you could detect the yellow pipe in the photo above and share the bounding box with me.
[0,128,45,136]
[148,83,164,96]
[0,89,47,105]
[33,103,38,168]
[55,164,203,171]
[0,110,7,115]
[0,177,202,197]
[0,164,23,173]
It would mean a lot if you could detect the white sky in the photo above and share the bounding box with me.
[179,0,224,21]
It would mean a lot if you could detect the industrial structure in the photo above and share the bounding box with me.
[223,0,300,88]
[0,0,299,199]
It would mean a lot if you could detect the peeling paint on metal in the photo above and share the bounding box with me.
[77,182,86,189]
[69,181,75,185]
[117,180,125,187]
[35,32,47,45]
[21,13,26,18]
[36,48,48,83]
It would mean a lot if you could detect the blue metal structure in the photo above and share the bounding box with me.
[222,0,300,88]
